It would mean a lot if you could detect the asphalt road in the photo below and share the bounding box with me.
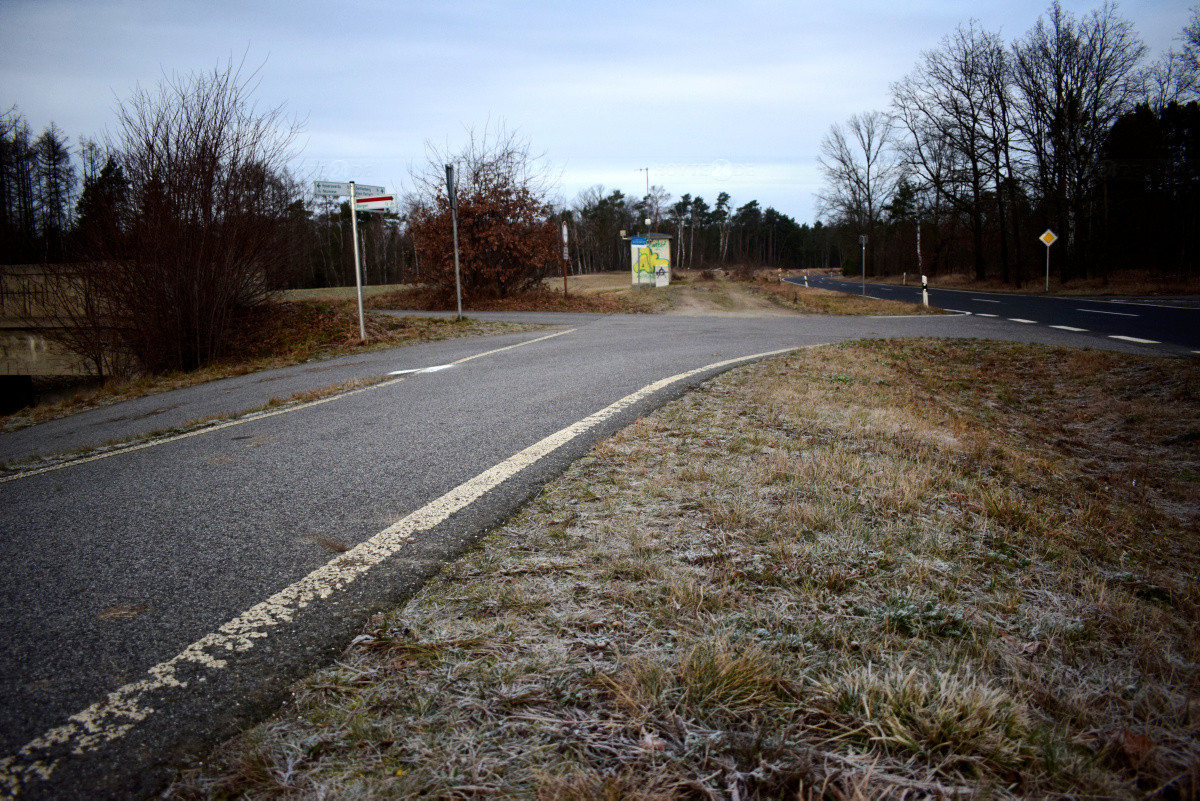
[0,309,1184,798]
[790,275,1200,357]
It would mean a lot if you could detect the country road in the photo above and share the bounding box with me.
[0,309,1183,798]
[791,275,1200,356]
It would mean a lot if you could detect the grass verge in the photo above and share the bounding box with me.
[365,284,671,314]
[3,301,543,433]
[746,275,944,315]
[170,341,1199,798]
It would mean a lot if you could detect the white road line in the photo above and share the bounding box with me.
[943,309,972,315]
[0,344,805,793]
[1009,318,1038,324]
[0,329,575,485]
[1077,308,1138,317]
[1050,325,1088,332]
[388,364,453,375]
[976,313,999,318]
[1109,335,1160,344]
[971,298,1001,303]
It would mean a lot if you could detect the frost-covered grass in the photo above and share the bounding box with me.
[170,339,1200,799]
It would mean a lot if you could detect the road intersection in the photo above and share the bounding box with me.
[0,308,1190,798]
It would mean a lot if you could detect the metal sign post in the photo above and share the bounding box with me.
[349,182,367,341]
[446,165,463,321]
[1039,230,1058,292]
[314,180,390,341]
[561,221,569,297]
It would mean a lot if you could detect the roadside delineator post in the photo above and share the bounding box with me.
[921,275,929,307]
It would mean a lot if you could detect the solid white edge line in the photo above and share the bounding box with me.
[0,329,575,485]
[1050,325,1088,332]
[1109,335,1160,344]
[0,343,806,792]
[943,309,972,315]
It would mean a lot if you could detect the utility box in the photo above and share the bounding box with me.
[630,233,672,288]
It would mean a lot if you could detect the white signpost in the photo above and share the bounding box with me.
[1039,229,1058,292]
[313,180,394,339]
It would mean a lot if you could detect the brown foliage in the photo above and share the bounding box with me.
[407,128,556,302]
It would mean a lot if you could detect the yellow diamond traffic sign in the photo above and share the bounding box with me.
[1039,229,1058,246]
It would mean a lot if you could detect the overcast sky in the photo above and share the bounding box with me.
[1,0,1192,222]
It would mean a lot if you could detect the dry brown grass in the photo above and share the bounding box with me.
[2,300,542,433]
[169,340,1199,799]
[743,272,943,316]
[366,283,669,314]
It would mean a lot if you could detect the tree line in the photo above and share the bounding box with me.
[817,2,1200,284]
[561,186,837,274]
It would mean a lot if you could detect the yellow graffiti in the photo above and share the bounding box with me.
[634,246,669,281]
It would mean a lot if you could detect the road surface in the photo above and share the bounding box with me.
[790,275,1200,357]
[0,310,1184,798]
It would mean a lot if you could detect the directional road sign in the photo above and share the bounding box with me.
[313,181,386,197]
[354,194,398,212]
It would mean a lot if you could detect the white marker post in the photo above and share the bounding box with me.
[921,275,929,307]
[446,164,463,321]
[562,221,569,298]
[1039,230,1058,292]
[349,182,366,341]
[859,234,868,297]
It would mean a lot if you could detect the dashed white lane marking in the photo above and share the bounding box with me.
[971,298,1001,303]
[1109,335,1160,344]
[1077,308,1138,317]
[976,313,999,318]
[1009,318,1038,324]
[0,344,804,792]
[388,364,453,375]
[944,309,972,315]
[0,330,575,485]
[1050,325,1088,332]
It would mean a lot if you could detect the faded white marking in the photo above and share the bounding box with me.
[1008,318,1037,324]
[971,298,1001,303]
[1109,335,1160,344]
[976,313,998,318]
[0,344,803,794]
[1050,325,1088,332]
[0,330,574,485]
[388,364,453,375]
[1077,308,1138,317]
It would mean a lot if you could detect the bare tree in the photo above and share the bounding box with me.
[1012,1,1146,281]
[32,122,76,262]
[892,23,1023,281]
[79,58,303,372]
[1137,49,1198,110]
[816,111,902,271]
